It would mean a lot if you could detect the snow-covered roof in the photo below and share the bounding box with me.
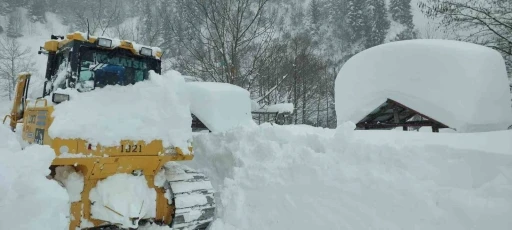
[187,82,256,133]
[335,39,512,132]
[252,103,294,114]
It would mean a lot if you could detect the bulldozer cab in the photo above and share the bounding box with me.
[41,32,162,97]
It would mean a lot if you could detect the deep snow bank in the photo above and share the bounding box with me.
[335,39,512,132]
[186,124,512,230]
[0,125,69,230]
[49,70,192,150]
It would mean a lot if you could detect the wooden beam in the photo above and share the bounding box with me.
[387,99,449,129]
[358,120,446,128]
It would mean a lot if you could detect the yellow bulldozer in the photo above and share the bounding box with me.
[3,32,215,229]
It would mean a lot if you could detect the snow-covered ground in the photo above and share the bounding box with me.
[186,123,512,230]
[2,117,511,230]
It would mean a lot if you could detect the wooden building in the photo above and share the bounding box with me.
[355,99,450,132]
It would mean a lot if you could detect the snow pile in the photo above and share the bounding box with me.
[186,124,512,230]
[48,70,192,150]
[335,39,512,132]
[187,81,256,133]
[89,174,157,228]
[53,166,84,202]
[0,125,69,230]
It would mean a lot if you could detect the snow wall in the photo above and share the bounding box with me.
[335,39,512,132]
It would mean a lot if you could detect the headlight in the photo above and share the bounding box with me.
[52,93,70,103]
[140,47,152,56]
[98,38,112,48]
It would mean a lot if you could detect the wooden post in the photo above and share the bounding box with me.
[393,107,400,123]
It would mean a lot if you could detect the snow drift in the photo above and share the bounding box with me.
[48,70,192,150]
[335,39,512,132]
[186,124,512,230]
[0,125,69,230]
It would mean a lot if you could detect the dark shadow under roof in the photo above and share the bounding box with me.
[356,98,450,132]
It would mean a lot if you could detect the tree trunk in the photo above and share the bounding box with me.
[301,74,306,124]
[293,62,298,124]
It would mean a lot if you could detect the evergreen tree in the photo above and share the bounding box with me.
[0,2,12,16]
[290,4,305,30]
[328,0,351,49]
[390,0,414,28]
[390,0,416,40]
[0,0,25,15]
[346,0,366,43]
[308,0,321,26]
[364,0,390,48]
[6,13,22,38]
[141,2,154,44]
[28,0,47,23]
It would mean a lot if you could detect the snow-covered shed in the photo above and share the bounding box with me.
[335,39,512,132]
[186,82,256,133]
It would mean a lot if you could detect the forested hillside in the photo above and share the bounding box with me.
[0,0,510,128]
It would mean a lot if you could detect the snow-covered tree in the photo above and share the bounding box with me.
[0,37,35,100]
[28,0,47,23]
[137,1,159,46]
[6,12,23,38]
[346,0,366,43]
[390,0,417,40]
[419,0,512,77]
[308,0,322,27]
[364,0,390,48]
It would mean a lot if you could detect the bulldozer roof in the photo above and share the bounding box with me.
[42,31,163,59]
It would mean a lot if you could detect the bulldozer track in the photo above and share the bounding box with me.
[166,167,216,230]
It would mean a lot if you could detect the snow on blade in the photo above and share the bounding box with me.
[89,173,157,228]
[53,166,84,202]
[185,124,512,230]
[0,125,69,230]
[187,82,256,133]
[335,39,512,132]
[48,70,193,150]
